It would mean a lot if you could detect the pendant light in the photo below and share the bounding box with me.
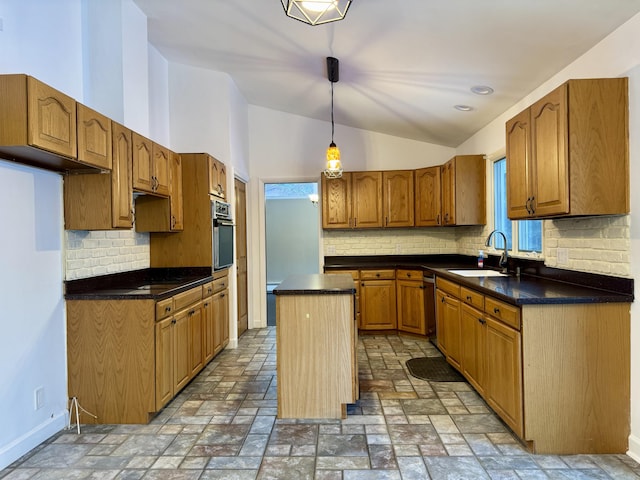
[324,56,343,179]
[281,0,352,26]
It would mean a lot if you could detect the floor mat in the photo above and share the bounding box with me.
[406,356,466,382]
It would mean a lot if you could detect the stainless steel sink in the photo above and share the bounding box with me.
[447,269,508,278]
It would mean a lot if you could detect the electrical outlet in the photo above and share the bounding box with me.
[34,387,44,410]
[557,248,569,266]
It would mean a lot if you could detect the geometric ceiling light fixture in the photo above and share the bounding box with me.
[324,56,343,179]
[281,0,352,26]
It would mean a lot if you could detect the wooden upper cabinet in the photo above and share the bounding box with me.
[441,155,486,226]
[383,170,414,228]
[132,132,153,192]
[208,155,227,199]
[77,103,112,170]
[322,173,353,229]
[170,152,184,231]
[506,77,629,219]
[415,166,441,226]
[352,171,383,228]
[506,108,532,219]
[111,122,134,228]
[152,143,170,197]
[64,121,132,230]
[131,132,170,196]
[27,76,77,158]
[135,149,183,232]
[322,171,383,229]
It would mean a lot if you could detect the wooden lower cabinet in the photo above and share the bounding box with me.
[67,278,230,424]
[396,269,427,335]
[360,274,397,330]
[435,275,630,454]
[460,303,486,396]
[485,316,522,437]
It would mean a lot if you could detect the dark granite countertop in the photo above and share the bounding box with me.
[273,274,356,296]
[324,255,633,306]
[65,267,213,300]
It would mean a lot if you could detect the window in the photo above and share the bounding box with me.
[492,158,542,254]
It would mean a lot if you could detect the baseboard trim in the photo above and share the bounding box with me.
[628,433,640,463]
[0,410,68,470]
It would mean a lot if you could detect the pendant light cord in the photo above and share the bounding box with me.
[331,81,335,144]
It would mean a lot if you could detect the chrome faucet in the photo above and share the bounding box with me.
[485,230,509,273]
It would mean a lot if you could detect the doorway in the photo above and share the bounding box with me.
[265,182,320,326]
[235,178,248,336]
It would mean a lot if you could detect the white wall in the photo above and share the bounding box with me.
[456,13,640,462]
[0,0,84,467]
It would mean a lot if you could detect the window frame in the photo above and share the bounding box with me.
[489,155,543,259]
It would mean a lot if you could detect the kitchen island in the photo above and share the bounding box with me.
[274,274,358,419]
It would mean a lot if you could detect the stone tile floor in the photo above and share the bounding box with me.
[2,327,639,479]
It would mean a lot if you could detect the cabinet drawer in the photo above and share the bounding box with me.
[460,287,484,310]
[485,297,521,330]
[360,269,395,280]
[156,297,174,320]
[202,281,214,297]
[213,276,228,293]
[396,269,422,281]
[436,277,460,298]
[173,287,202,311]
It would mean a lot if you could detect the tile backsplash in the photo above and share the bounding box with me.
[65,230,150,280]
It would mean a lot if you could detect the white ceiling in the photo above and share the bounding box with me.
[132,0,640,147]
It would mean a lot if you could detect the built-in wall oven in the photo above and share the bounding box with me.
[212,200,234,271]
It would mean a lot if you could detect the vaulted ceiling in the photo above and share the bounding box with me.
[132,0,640,147]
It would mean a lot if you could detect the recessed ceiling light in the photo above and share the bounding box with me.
[471,85,494,95]
[454,105,474,112]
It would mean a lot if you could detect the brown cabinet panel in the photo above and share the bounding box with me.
[352,171,383,228]
[460,303,486,396]
[415,166,441,226]
[132,132,153,193]
[397,278,426,335]
[383,170,414,227]
[485,316,523,438]
[77,103,112,170]
[506,77,629,219]
[360,279,397,330]
[208,155,227,199]
[441,155,486,226]
[63,121,132,230]
[322,173,352,228]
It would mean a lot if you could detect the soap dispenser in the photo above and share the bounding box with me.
[477,250,484,268]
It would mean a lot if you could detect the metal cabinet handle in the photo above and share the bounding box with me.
[494,307,500,314]
[479,318,486,325]
[165,306,171,313]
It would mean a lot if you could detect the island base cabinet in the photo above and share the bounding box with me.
[522,303,630,454]
[277,294,357,419]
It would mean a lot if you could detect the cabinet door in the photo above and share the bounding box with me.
[485,317,523,438]
[173,309,191,392]
[383,170,414,227]
[397,279,425,335]
[27,76,77,158]
[170,152,184,231]
[530,84,569,217]
[77,103,112,170]
[209,156,226,198]
[322,173,352,229]
[506,108,532,219]
[155,316,174,411]
[202,296,214,364]
[360,279,397,330]
[440,161,454,225]
[152,143,171,196]
[415,166,441,226]
[217,160,227,199]
[213,289,228,354]
[188,303,204,377]
[111,122,133,228]
[460,303,486,395]
[352,171,383,228]
[438,291,461,368]
[132,132,153,193]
